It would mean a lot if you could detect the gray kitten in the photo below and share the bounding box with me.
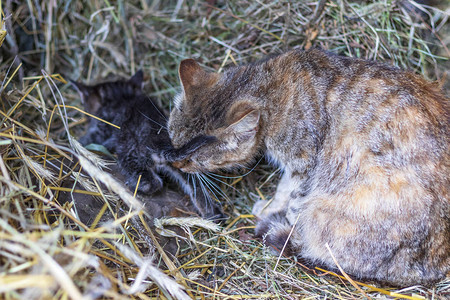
[72,71,222,219]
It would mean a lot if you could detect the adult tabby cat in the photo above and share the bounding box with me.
[72,71,222,218]
[168,48,449,286]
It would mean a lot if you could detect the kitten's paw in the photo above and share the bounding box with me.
[255,211,300,256]
[205,206,227,223]
[139,179,163,195]
[188,188,226,222]
[196,200,226,222]
[127,173,163,195]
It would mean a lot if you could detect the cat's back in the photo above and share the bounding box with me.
[300,50,450,217]
[290,48,448,122]
[263,49,448,175]
[282,49,448,161]
[256,49,448,224]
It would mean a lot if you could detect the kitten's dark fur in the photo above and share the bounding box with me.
[168,49,449,286]
[72,71,222,218]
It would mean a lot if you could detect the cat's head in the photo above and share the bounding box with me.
[168,59,262,173]
[71,70,144,114]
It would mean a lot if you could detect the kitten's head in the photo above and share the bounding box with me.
[71,70,144,115]
[168,59,262,173]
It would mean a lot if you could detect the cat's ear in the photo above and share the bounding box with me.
[227,109,260,138]
[179,59,218,97]
[129,70,144,88]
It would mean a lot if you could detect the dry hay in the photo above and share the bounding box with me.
[0,0,449,299]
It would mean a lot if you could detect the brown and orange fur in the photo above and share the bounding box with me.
[168,48,449,286]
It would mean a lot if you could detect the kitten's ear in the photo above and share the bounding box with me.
[228,109,260,138]
[179,59,218,97]
[129,70,144,88]
[70,80,90,104]
[70,80,101,113]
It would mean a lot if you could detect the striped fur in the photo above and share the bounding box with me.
[168,48,449,286]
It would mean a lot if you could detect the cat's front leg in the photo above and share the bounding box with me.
[254,168,309,254]
[253,170,298,218]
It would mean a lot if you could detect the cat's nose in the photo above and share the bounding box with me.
[172,159,196,173]
[172,160,184,169]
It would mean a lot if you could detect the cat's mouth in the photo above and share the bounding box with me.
[172,157,211,173]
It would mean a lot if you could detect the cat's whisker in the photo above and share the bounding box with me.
[190,174,198,201]
[204,173,239,192]
[145,95,168,121]
[197,173,231,202]
[205,172,239,179]
[202,175,236,198]
[234,163,254,170]
[206,156,264,180]
[195,173,215,201]
[195,173,216,211]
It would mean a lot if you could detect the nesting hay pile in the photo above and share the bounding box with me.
[0,0,449,299]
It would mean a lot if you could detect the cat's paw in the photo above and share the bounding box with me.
[253,199,289,218]
[252,200,270,217]
[255,211,300,256]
